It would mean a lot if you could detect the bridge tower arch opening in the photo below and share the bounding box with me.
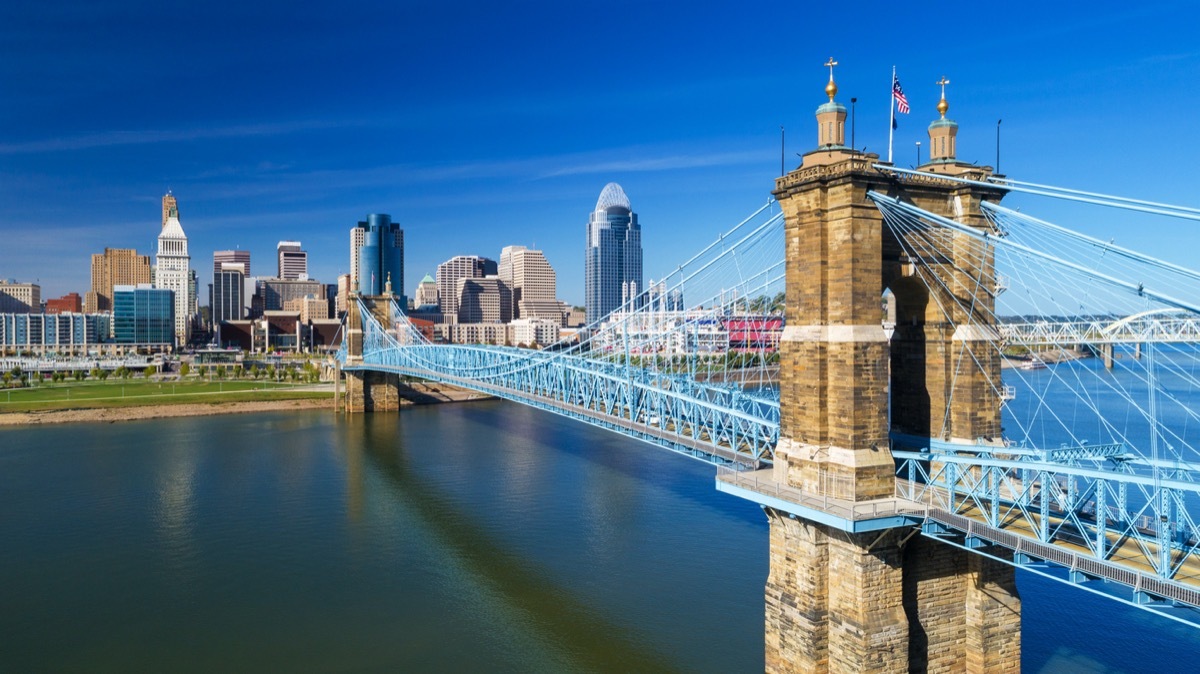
[761,65,1020,673]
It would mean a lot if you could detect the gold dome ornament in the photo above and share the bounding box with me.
[936,76,950,118]
[824,57,838,101]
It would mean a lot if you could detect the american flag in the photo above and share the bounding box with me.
[892,75,910,114]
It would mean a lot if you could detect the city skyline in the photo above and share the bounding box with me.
[3,2,1200,304]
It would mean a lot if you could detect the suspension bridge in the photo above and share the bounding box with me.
[335,84,1200,672]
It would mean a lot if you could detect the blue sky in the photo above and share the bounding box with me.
[3,0,1199,305]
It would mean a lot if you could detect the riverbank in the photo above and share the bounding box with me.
[0,397,333,426]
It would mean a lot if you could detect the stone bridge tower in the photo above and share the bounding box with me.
[763,64,1020,672]
[340,277,403,413]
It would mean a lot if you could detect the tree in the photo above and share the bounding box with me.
[2,372,10,387]
[73,370,84,382]
[249,365,260,379]
[144,365,156,378]
[179,362,191,377]
[89,367,102,380]
[266,364,277,381]
[233,365,244,379]
[215,365,227,380]
[98,370,110,381]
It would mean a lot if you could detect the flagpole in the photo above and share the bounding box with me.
[888,65,896,163]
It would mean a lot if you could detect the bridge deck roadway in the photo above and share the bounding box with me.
[358,365,765,466]
[716,468,1200,608]
[938,501,1200,606]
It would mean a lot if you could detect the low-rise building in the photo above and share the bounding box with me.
[510,318,560,347]
[308,319,343,353]
[257,277,326,312]
[0,312,110,355]
[565,306,586,327]
[283,294,329,322]
[218,312,341,353]
[45,292,83,314]
[443,322,509,345]
[414,274,438,308]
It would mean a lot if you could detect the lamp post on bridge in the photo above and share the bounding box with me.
[851,97,857,153]
[996,118,1002,174]
[915,140,921,166]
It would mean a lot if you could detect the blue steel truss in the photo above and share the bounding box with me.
[870,178,1200,622]
[343,297,779,467]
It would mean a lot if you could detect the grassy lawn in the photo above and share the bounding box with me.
[0,379,331,413]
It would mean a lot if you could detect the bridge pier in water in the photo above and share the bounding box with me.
[757,67,1020,672]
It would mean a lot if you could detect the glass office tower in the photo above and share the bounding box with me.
[585,182,643,323]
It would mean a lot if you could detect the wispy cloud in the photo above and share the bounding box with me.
[538,150,767,178]
[0,120,345,155]
[186,144,771,203]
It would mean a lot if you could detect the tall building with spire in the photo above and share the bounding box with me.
[584,182,642,323]
[161,191,177,229]
[156,202,193,346]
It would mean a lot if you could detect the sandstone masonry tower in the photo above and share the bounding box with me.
[762,63,1021,673]
[340,276,403,413]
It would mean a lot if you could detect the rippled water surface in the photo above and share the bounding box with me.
[1,401,1199,672]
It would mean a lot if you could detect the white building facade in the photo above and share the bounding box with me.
[156,206,193,346]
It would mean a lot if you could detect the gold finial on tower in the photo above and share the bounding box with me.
[936,76,950,118]
[824,57,839,101]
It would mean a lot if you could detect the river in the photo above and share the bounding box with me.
[2,400,1199,672]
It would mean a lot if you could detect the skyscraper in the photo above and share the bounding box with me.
[437,255,496,318]
[156,204,193,346]
[212,263,245,324]
[499,245,558,321]
[213,250,250,278]
[86,248,152,313]
[351,214,404,301]
[585,182,642,323]
[277,241,308,280]
[349,227,367,292]
[455,277,512,324]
